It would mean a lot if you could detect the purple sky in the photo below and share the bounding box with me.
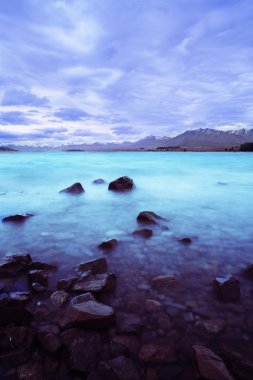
[0,0,253,145]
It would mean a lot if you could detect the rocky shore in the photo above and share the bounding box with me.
[1,177,253,379]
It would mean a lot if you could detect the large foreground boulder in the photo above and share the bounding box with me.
[108,176,134,192]
[0,254,32,277]
[2,214,34,223]
[59,293,114,329]
[60,182,84,194]
[137,211,165,225]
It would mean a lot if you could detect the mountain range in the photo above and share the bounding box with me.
[3,128,253,151]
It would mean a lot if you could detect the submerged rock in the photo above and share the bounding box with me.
[108,176,134,192]
[57,277,78,292]
[77,257,107,274]
[179,237,192,245]
[17,362,43,380]
[151,275,178,291]
[59,292,114,329]
[139,343,176,363]
[73,272,116,293]
[59,182,84,194]
[116,312,143,334]
[28,269,48,286]
[2,214,34,223]
[106,356,139,380]
[137,211,165,225]
[195,318,225,334]
[133,229,153,239]
[28,261,56,270]
[0,253,32,277]
[193,344,234,380]
[92,178,106,184]
[51,290,69,307]
[213,275,240,302]
[98,239,118,251]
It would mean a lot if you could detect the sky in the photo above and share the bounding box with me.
[0,0,253,145]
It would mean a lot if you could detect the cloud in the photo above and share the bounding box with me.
[53,107,92,121]
[1,89,50,107]
[0,111,35,125]
[111,126,135,135]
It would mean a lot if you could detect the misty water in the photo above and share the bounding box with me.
[1,151,253,349]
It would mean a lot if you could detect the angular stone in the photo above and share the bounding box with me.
[57,277,77,291]
[28,270,48,286]
[73,272,116,293]
[139,343,176,363]
[59,293,114,329]
[137,211,165,225]
[60,182,84,194]
[108,356,139,380]
[98,239,118,251]
[36,325,61,353]
[116,312,143,334]
[196,318,225,334]
[151,275,178,291]
[28,261,56,271]
[0,254,32,277]
[2,214,34,223]
[133,229,153,239]
[77,257,107,274]
[92,178,106,184]
[17,362,43,380]
[213,275,240,302]
[50,290,69,307]
[108,176,134,192]
[193,344,234,380]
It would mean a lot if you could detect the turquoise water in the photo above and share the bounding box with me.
[0,151,253,291]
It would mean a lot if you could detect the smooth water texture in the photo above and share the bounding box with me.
[0,151,253,287]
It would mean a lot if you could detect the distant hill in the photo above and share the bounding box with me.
[0,146,18,152]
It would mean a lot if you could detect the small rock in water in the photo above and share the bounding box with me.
[137,211,166,225]
[133,229,153,239]
[2,213,34,223]
[57,277,78,291]
[32,282,46,293]
[59,182,84,194]
[0,253,32,277]
[151,275,179,291]
[108,176,134,192]
[98,239,118,251]
[77,257,107,274]
[116,312,143,334]
[92,178,106,184]
[73,272,116,293]
[28,269,48,286]
[213,274,240,302]
[193,344,234,380]
[51,290,69,307]
[179,237,192,244]
[139,343,176,363]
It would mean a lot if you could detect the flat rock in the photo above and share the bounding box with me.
[116,312,143,334]
[133,229,153,239]
[0,253,32,277]
[220,344,253,380]
[137,211,165,225]
[51,290,69,307]
[36,325,61,353]
[59,293,114,329]
[77,257,107,274]
[213,275,240,302]
[193,344,234,380]
[139,343,176,363]
[98,239,118,251]
[92,178,106,184]
[73,272,116,293]
[108,176,134,192]
[151,275,179,291]
[2,214,34,223]
[60,182,84,194]
[28,270,48,286]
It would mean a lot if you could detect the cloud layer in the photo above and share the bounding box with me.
[0,0,253,145]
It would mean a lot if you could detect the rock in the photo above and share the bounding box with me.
[133,229,153,239]
[108,176,134,192]
[77,257,107,274]
[137,211,165,225]
[139,343,176,363]
[0,348,30,369]
[107,356,139,380]
[57,277,78,291]
[59,182,84,194]
[145,299,162,313]
[36,325,61,353]
[116,312,143,334]
[28,270,48,286]
[59,293,114,329]
[0,253,32,277]
[98,239,118,251]
[73,272,116,293]
[61,328,102,374]
[92,178,106,184]
[44,355,59,374]
[179,237,192,244]
[31,283,46,293]
[193,344,234,380]
[219,344,253,380]
[17,362,43,380]
[151,275,179,291]
[112,335,139,355]
[28,262,56,271]
[50,290,69,307]
[213,275,240,302]
[243,264,253,280]
[0,305,32,326]
[0,291,30,306]
[0,326,34,351]
[2,214,34,223]
[196,318,225,334]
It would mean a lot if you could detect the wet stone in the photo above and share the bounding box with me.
[0,348,31,369]
[0,305,32,326]
[145,299,162,313]
[92,178,106,184]
[28,261,56,271]
[137,211,165,225]
[98,239,118,251]
[139,343,176,363]
[133,229,153,239]
[108,176,134,192]
[2,214,34,224]
[28,270,48,287]
[57,277,77,291]
[36,325,61,353]
[112,335,139,355]
[107,355,139,380]
[59,182,84,194]
[77,257,107,274]
[151,275,179,292]
[31,283,46,293]
[178,237,192,244]
[213,275,240,302]
[50,290,69,307]
[116,312,143,334]
[73,272,116,293]
[0,291,30,306]
[0,254,32,277]
[196,318,225,334]
[243,264,253,280]
[17,362,43,380]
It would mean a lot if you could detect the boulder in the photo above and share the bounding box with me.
[59,293,114,329]
[116,312,143,334]
[179,237,192,245]
[2,214,34,223]
[213,275,240,302]
[60,182,84,194]
[108,176,134,192]
[137,211,165,225]
[107,356,139,380]
[193,344,234,380]
[112,335,139,355]
[92,178,106,184]
[0,253,32,277]
[139,343,176,363]
[151,275,179,292]
[57,277,78,292]
[73,272,116,293]
[36,325,61,353]
[17,362,43,380]
[28,261,56,270]
[133,229,153,239]
[28,270,48,286]
[77,257,107,274]
[98,239,118,251]
[50,290,69,307]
